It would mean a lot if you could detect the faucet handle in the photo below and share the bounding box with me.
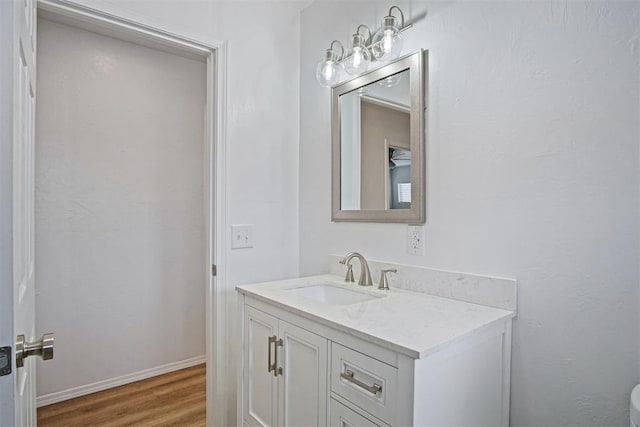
[345,264,355,283]
[378,269,397,290]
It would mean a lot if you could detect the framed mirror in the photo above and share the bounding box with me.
[332,50,426,223]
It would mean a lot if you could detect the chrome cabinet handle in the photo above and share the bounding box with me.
[268,335,283,377]
[273,338,283,377]
[268,336,277,374]
[340,369,382,395]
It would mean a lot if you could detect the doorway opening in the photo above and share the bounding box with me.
[33,1,229,425]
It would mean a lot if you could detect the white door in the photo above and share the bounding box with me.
[13,0,38,424]
[0,0,42,425]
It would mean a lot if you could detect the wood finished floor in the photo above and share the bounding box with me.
[37,364,205,427]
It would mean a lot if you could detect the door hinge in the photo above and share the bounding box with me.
[0,346,11,376]
[211,264,217,277]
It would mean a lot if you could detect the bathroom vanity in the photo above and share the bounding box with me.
[236,262,516,427]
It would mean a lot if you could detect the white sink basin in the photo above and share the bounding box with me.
[286,284,382,305]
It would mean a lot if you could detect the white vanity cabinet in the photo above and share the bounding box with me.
[243,305,328,427]
[239,292,513,427]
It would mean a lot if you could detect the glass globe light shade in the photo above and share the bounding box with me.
[344,34,370,76]
[371,16,403,61]
[316,49,342,87]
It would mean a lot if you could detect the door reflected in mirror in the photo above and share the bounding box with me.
[332,50,425,223]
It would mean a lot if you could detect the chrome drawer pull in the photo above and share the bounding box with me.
[340,369,382,395]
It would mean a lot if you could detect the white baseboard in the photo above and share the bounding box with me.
[37,355,206,408]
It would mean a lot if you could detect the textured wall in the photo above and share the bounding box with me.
[300,1,640,425]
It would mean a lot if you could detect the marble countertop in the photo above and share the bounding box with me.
[236,274,515,359]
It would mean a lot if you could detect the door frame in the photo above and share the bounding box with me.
[34,1,230,425]
[0,1,18,424]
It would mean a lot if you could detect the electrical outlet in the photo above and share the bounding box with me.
[407,225,424,255]
[231,224,253,249]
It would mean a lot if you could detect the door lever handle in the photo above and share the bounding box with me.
[16,333,54,368]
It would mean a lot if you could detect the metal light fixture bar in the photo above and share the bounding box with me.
[343,23,412,63]
[347,6,412,61]
[316,5,412,86]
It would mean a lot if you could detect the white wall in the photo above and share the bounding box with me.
[43,0,302,422]
[300,1,640,426]
[35,18,207,396]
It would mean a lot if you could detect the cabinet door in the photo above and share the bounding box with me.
[244,306,279,427]
[278,320,328,427]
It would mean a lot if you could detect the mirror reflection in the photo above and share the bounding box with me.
[340,69,411,211]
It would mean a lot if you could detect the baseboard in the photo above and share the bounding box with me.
[37,355,206,408]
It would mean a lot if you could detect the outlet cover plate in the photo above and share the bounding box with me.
[407,225,425,255]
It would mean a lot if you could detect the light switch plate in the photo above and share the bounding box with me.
[231,224,253,249]
[407,225,425,255]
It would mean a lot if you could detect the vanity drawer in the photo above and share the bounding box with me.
[331,343,398,424]
[329,398,389,427]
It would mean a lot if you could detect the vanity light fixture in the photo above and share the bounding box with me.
[316,40,344,88]
[315,5,412,87]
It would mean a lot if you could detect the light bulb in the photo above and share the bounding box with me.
[382,29,394,52]
[316,46,343,87]
[371,15,403,61]
[344,33,370,76]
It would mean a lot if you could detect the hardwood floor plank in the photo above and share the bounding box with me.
[38,364,206,427]
[38,366,204,420]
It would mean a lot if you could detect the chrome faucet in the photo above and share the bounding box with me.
[339,252,373,286]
